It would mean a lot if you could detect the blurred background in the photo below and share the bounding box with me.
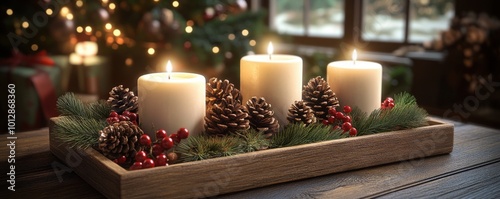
[1,0,499,131]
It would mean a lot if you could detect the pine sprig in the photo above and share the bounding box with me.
[270,123,347,148]
[53,116,107,149]
[176,135,241,162]
[235,129,270,152]
[57,93,111,119]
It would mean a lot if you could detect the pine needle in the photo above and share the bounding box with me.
[270,123,347,148]
[176,135,241,162]
[53,116,107,149]
[235,129,270,152]
[56,93,111,120]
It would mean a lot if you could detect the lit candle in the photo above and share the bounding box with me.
[327,50,382,114]
[138,60,206,137]
[240,42,303,126]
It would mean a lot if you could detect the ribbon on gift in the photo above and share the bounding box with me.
[1,49,59,121]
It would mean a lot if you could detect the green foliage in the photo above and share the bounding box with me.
[270,123,346,148]
[53,116,107,149]
[57,93,111,120]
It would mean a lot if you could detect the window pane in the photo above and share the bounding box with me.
[409,0,454,42]
[308,0,344,37]
[272,0,305,35]
[362,0,405,41]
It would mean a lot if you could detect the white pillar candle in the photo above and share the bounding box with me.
[240,42,303,126]
[327,50,382,114]
[138,61,206,137]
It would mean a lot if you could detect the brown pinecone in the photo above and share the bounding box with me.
[302,76,339,121]
[98,121,144,160]
[204,95,249,136]
[206,77,242,109]
[287,100,316,126]
[245,97,279,138]
[107,85,138,114]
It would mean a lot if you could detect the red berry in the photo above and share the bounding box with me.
[106,117,120,125]
[328,108,337,116]
[156,129,167,139]
[135,151,147,162]
[385,97,394,103]
[161,137,174,150]
[177,128,189,139]
[322,119,330,125]
[388,102,395,108]
[129,162,143,170]
[152,143,164,156]
[328,116,336,124]
[381,103,386,108]
[119,115,130,121]
[142,158,155,169]
[170,133,181,143]
[109,111,119,118]
[139,134,152,146]
[155,154,168,166]
[335,112,345,120]
[117,155,127,164]
[112,159,118,164]
[349,127,358,136]
[343,115,352,123]
[122,110,131,117]
[128,113,137,122]
[342,122,352,131]
[343,105,352,114]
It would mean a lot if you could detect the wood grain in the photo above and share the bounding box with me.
[48,118,454,199]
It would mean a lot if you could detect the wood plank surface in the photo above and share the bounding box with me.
[2,119,500,199]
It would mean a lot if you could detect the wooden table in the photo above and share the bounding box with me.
[3,118,500,198]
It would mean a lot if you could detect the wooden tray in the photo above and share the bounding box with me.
[49,117,454,199]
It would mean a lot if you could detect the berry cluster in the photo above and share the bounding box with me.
[322,105,357,136]
[381,97,395,110]
[128,128,189,170]
[106,111,138,125]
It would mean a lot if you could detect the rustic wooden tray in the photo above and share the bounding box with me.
[49,117,454,199]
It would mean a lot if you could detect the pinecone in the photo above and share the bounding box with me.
[107,85,139,114]
[302,76,339,121]
[206,77,242,109]
[287,100,317,126]
[98,121,144,160]
[204,95,249,136]
[245,97,279,138]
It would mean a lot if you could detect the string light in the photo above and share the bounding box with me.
[113,29,121,37]
[46,8,53,16]
[112,44,118,50]
[125,58,133,66]
[185,26,193,33]
[109,3,116,10]
[212,46,220,54]
[249,40,256,46]
[22,21,29,28]
[76,0,83,7]
[241,29,249,36]
[66,13,74,20]
[31,44,38,51]
[60,7,69,17]
[85,26,92,33]
[95,31,102,37]
[76,26,83,33]
[106,36,114,44]
[172,1,179,7]
[228,34,235,40]
[186,20,194,26]
[105,23,112,30]
[147,48,155,55]
[6,9,13,16]
[102,0,108,4]
[116,37,124,45]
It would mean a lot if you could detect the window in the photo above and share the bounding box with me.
[268,0,455,50]
[271,0,345,38]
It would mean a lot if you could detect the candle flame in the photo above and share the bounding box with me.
[166,60,172,80]
[267,42,273,60]
[352,49,357,65]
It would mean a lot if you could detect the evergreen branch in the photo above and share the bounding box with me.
[235,129,270,153]
[57,93,111,120]
[88,100,112,119]
[176,135,241,163]
[53,116,107,149]
[270,123,347,148]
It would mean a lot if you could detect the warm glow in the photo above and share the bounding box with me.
[249,40,256,46]
[185,26,193,33]
[352,49,357,64]
[172,1,179,7]
[241,29,249,36]
[102,0,109,4]
[75,41,98,56]
[22,21,29,28]
[46,8,53,15]
[105,23,112,30]
[60,7,69,17]
[228,34,235,40]
[6,9,13,16]
[109,3,116,10]
[85,26,92,33]
[66,13,74,20]
[147,48,155,55]
[212,46,220,54]
[166,60,173,73]
[186,20,194,26]
[76,0,83,7]
[116,37,124,45]
[31,44,38,51]
[125,58,133,66]
[76,26,83,33]
[267,42,274,56]
[113,29,121,37]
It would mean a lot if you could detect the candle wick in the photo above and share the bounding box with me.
[168,73,171,80]
[269,54,272,60]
